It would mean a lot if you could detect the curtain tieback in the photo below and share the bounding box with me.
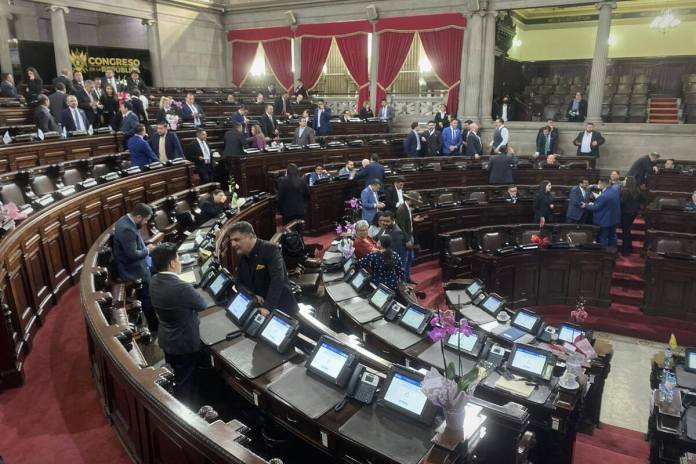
[448,80,461,90]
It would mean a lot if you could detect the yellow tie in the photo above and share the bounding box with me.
[158,136,167,163]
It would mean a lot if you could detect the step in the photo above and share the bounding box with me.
[651,97,678,103]
[610,286,645,306]
[577,427,649,460]
[573,440,648,464]
[611,271,645,289]
[609,302,643,315]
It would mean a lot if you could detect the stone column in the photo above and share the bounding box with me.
[47,5,71,76]
[462,10,484,121]
[368,30,379,109]
[479,8,498,125]
[292,37,301,83]
[143,19,163,87]
[225,36,233,87]
[0,5,12,75]
[586,1,616,122]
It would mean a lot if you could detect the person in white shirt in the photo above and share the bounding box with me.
[573,122,605,157]
[489,118,510,155]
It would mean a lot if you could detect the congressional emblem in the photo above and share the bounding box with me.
[69,49,89,72]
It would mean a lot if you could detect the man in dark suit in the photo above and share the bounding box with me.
[126,69,147,95]
[355,153,385,188]
[72,70,85,93]
[538,118,559,138]
[200,189,227,222]
[230,105,248,136]
[0,73,18,98]
[61,95,89,132]
[149,242,207,403]
[395,191,424,284]
[504,185,519,204]
[464,122,483,158]
[34,95,60,133]
[49,83,68,121]
[293,79,308,99]
[149,122,184,162]
[293,117,316,145]
[259,104,279,140]
[375,211,405,268]
[52,69,74,95]
[128,125,159,167]
[377,99,395,130]
[536,125,558,157]
[574,122,605,157]
[113,203,157,332]
[129,90,148,123]
[420,121,440,156]
[383,176,405,212]
[119,101,140,143]
[583,178,620,248]
[186,129,213,183]
[223,122,247,157]
[102,68,119,93]
[627,152,660,185]
[403,122,421,157]
[273,91,291,117]
[566,178,590,224]
[487,152,515,185]
[313,99,332,136]
[492,94,515,122]
[567,92,587,122]
[180,93,204,125]
[229,221,299,315]
[76,80,97,127]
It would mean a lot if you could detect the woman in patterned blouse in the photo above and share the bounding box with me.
[358,234,404,291]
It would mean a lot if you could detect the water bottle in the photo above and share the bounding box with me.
[659,369,669,403]
[664,348,673,369]
[664,371,677,403]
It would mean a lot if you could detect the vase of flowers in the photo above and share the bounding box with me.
[344,197,361,224]
[570,296,588,323]
[422,309,487,431]
[335,222,355,258]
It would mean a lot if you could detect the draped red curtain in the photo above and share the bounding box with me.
[231,42,258,88]
[420,28,464,115]
[335,34,369,108]
[375,32,414,105]
[262,40,294,92]
[300,37,332,90]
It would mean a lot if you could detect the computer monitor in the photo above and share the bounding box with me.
[258,311,299,353]
[368,285,394,312]
[508,344,555,382]
[305,336,358,387]
[466,279,484,298]
[511,309,543,335]
[557,323,586,345]
[398,304,432,335]
[380,366,438,424]
[685,348,696,373]
[226,290,255,325]
[343,256,354,274]
[200,255,216,277]
[479,293,504,316]
[349,268,370,292]
[445,331,485,357]
[208,271,232,300]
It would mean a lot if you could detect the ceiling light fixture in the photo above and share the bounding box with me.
[650,7,681,34]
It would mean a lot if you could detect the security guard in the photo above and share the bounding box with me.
[228,221,298,315]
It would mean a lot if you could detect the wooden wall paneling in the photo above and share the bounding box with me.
[81,198,106,246]
[124,185,147,211]
[514,260,540,306]
[41,149,68,165]
[61,208,87,278]
[12,152,39,171]
[166,169,191,194]
[0,268,24,388]
[104,193,126,226]
[105,362,141,459]
[41,218,70,299]
[539,259,571,306]
[147,181,167,202]
[5,248,35,350]
[21,232,53,318]
[68,147,92,161]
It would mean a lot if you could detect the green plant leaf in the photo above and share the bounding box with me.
[446,362,457,380]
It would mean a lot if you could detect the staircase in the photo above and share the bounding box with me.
[610,218,646,310]
[648,97,679,124]
[573,423,649,463]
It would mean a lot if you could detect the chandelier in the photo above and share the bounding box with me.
[649,8,681,34]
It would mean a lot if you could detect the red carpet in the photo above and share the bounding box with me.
[0,286,129,464]
[573,424,649,463]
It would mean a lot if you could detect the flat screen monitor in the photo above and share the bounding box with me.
[350,268,370,292]
[686,348,696,373]
[208,272,231,299]
[466,279,483,298]
[200,255,215,277]
[511,309,543,334]
[305,336,357,387]
[343,256,354,274]
[226,290,254,325]
[368,285,394,312]
[380,366,437,424]
[557,323,586,345]
[398,304,431,335]
[479,293,504,316]
[508,344,555,382]
[445,331,485,357]
[258,311,298,353]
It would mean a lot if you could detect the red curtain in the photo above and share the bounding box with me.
[228,26,293,42]
[335,34,369,108]
[420,28,464,115]
[262,40,293,92]
[231,42,258,88]
[376,31,414,104]
[300,37,332,90]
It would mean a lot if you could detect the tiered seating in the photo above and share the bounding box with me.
[522,75,587,121]
[602,74,649,123]
[682,74,696,123]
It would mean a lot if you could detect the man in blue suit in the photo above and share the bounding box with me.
[403,122,422,157]
[127,124,159,167]
[113,203,157,332]
[355,153,385,188]
[441,119,462,155]
[360,179,384,223]
[313,99,332,136]
[583,178,620,248]
[566,178,590,224]
[149,123,184,162]
[180,93,204,125]
[119,101,140,144]
[60,95,89,132]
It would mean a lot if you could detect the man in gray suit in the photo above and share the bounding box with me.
[34,95,60,132]
[150,242,207,405]
[293,116,316,146]
[377,98,395,130]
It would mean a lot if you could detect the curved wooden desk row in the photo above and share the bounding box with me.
[644,192,696,235]
[0,163,192,390]
[320,240,612,464]
[146,101,315,118]
[646,171,696,195]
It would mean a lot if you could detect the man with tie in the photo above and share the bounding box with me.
[535,125,558,157]
[383,176,405,212]
[186,129,214,183]
[293,79,308,99]
[403,122,421,157]
[76,80,98,127]
[378,98,395,130]
[360,179,385,223]
[293,116,316,146]
[34,95,60,133]
[396,191,424,284]
[464,122,483,158]
[273,91,291,117]
[128,124,159,167]
[441,119,462,155]
[259,104,279,140]
[582,177,620,248]
[567,177,590,224]
[504,185,519,204]
[180,93,204,126]
[489,118,509,155]
[60,95,89,133]
[420,121,441,156]
[313,99,332,136]
[573,122,605,157]
[102,68,120,93]
[231,105,249,136]
[149,122,184,162]
[119,101,140,143]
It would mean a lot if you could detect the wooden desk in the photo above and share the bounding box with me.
[645,208,696,235]
[644,252,696,319]
[277,121,389,137]
[647,173,696,195]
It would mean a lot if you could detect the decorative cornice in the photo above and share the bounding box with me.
[141,19,156,27]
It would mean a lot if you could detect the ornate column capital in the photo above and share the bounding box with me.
[596,1,617,11]
[141,19,156,27]
[46,5,70,15]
